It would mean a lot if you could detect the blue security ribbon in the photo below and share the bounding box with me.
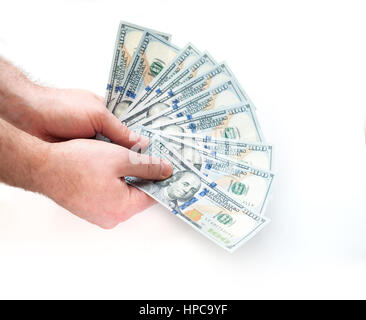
[179,197,198,210]
[126,91,136,98]
[189,123,197,133]
[199,188,209,196]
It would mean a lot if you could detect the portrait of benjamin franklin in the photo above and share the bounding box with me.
[150,170,201,212]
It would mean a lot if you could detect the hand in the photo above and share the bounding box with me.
[0,58,173,228]
[1,58,129,144]
[39,138,173,229]
[22,86,131,144]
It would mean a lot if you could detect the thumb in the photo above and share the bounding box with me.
[99,110,149,149]
[122,151,173,180]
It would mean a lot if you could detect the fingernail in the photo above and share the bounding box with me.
[162,160,173,178]
[129,131,139,142]
[140,136,150,146]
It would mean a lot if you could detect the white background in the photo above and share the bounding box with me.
[0,0,365,299]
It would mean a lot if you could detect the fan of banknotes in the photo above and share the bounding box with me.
[101,22,274,252]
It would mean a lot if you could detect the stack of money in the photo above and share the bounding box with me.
[103,21,274,252]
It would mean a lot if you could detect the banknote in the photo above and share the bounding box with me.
[132,78,253,129]
[105,22,171,110]
[201,157,273,215]
[136,128,273,214]
[111,32,180,118]
[147,129,272,170]
[120,62,235,127]
[144,104,264,143]
[145,62,235,107]
[135,52,217,110]
[124,43,201,114]
[126,137,268,252]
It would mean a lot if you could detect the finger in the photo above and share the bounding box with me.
[92,93,104,104]
[119,186,157,221]
[100,110,149,149]
[122,151,173,180]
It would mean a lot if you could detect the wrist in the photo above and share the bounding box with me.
[0,119,52,193]
[22,83,52,117]
[12,84,60,139]
[0,58,55,133]
[0,80,47,133]
[33,140,69,206]
[28,137,54,195]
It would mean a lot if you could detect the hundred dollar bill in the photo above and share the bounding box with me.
[201,157,273,215]
[138,128,273,214]
[124,43,201,114]
[111,32,180,118]
[146,62,235,107]
[137,52,216,111]
[133,79,252,129]
[126,137,268,252]
[148,129,272,170]
[145,104,264,143]
[120,62,234,127]
[105,22,171,110]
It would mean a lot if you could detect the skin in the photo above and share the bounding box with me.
[0,57,173,229]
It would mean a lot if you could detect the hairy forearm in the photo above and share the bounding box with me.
[0,57,48,134]
[0,118,49,192]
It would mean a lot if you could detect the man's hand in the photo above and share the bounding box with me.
[41,138,172,229]
[28,87,134,144]
[0,119,173,229]
[19,86,137,145]
[0,57,173,228]
[0,58,137,145]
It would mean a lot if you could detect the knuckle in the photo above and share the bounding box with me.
[158,161,164,177]
[149,162,162,178]
[99,219,118,230]
[94,94,105,103]
[146,163,155,177]
[124,150,135,166]
[99,224,113,230]
[86,90,104,103]
[98,108,109,120]
[120,122,130,136]
[116,207,130,223]
[118,214,128,223]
